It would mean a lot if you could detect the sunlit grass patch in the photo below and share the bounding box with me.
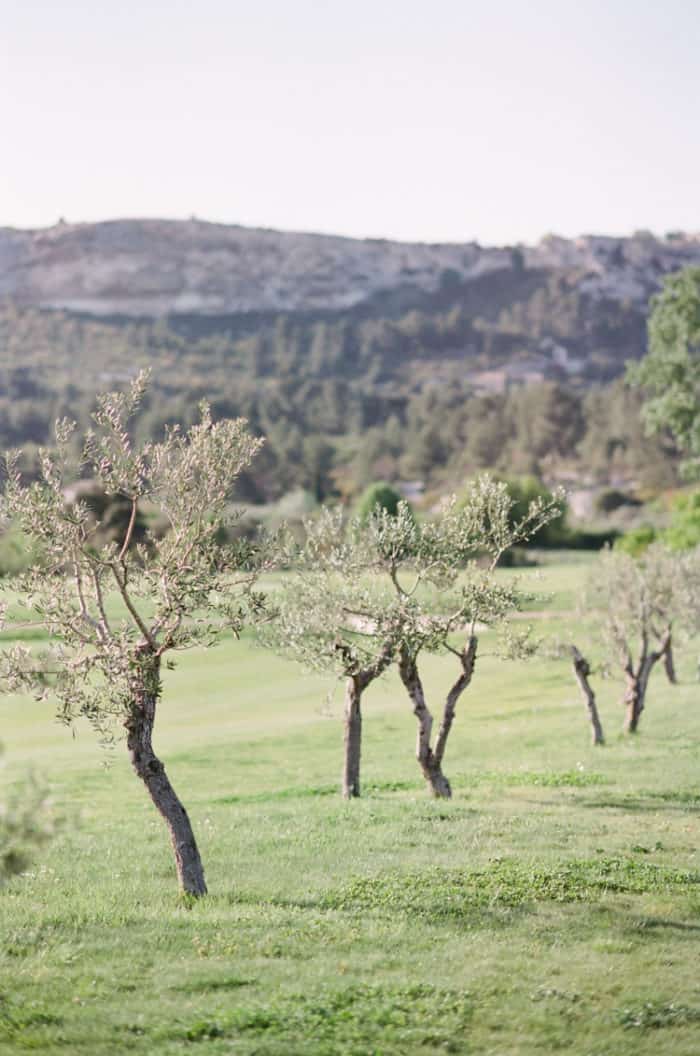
[152,984,473,1054]
[483,769,608,788]
[323,858,700,920]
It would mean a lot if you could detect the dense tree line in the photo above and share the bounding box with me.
[0,296,675,502]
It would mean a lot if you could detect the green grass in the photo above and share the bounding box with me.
[2,561,700,1054]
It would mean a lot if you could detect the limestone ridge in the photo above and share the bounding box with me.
[1,219,699,319]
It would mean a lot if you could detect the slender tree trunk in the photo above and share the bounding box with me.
[663,634,678,685]
[336,640,394,801]
[571,645,604,745]
[435,636,477,767]
[125,652,207,896]
[622,651,661,735]
[342,675,363,799]
[398,643,477,799]
[623,673,642,733]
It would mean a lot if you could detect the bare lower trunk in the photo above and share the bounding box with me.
[342,676,363,799]
[126,653,207,896]
[435,636,477,765]
[571,646,604,745]
[663,635,678,685]
[623,674,642,733]
[399,638,477,799]
[336,640,394,800]
[622,652,657,735]
[399,649,450,796]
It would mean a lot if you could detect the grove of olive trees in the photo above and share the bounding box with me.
[270,478,561,799]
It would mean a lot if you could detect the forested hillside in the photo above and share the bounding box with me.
[1,220,695,500]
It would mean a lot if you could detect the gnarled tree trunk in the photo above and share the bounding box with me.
[399,636,477,799]
[125,651,207,896]
[571,645,604,745]
[622,632,669,734]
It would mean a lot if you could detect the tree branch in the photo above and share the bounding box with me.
[110,563,157,650]
[118,497,138,562]
[434,634,477,765]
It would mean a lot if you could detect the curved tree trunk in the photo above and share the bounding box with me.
[343,675,363,799]
[125,652,207,896]
[398,642,477,799]
[435,636,477,768]
[398,649,450,796]
[622,650,662,735]
[571,646,604,745]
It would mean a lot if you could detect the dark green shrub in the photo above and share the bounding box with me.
[356,481,406,521]
[615,524,657,556]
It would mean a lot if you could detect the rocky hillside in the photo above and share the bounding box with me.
[0,218,688,500]
[1,218,699,318]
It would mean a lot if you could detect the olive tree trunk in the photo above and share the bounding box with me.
[343,675,363,799]
[125,651,207,896]
[399,637,477,799]
[663,633,678,685]
[622,632,669,735]
[339,640,395,800]
[571,646,604,745]
[623,672,645,734]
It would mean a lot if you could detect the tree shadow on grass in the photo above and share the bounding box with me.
[627,915,700,934]
[214,779,424,806]
[217,886,528,932]
[576,795,700,814]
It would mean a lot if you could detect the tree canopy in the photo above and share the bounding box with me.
[629,266,700,476]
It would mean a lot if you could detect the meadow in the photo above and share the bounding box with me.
[1,559,700,1055]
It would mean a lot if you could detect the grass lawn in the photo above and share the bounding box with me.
[1,561,700,1054]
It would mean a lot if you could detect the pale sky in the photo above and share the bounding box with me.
[1,0,698,245]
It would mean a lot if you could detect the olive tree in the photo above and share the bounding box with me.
[267,507,406,799]
[1,372,266,897]
[271,477,560,799]
[391,478,561,797]
[585,545,693,734]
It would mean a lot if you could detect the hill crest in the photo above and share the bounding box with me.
[1,218,699,318]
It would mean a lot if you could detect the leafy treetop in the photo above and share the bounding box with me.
[1,370,268,738]
[270,476,562,677]
[629,266,700,477]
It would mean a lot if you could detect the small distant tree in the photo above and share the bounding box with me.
[0,752,54,885]
[584,546,692,734]
[1,372,267,897]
